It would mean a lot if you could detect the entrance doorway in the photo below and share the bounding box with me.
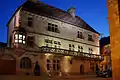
[80,64,84,74]
[46,59,60,76]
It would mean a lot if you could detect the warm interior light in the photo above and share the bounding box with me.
[23,35,25,40]
[15,40,18,43]
[23,41,25,44]
[19,40,22,43]
[14,34,26,44]
[15,34,18,39]
[45,53,52,56]
[19,34,22,39]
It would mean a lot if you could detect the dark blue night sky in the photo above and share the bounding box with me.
[0,0,109,43]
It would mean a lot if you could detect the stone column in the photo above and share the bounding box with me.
[107,0,120,79]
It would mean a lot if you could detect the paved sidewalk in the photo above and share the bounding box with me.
[53,74,112,80]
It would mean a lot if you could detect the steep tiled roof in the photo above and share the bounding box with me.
[8,1,100,34]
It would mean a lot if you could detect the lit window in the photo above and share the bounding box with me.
[19,34,22,39]
[23,35,25,40]
[15,34,18,39]
[23,41,25,44]
[14,34,26,44]
[15,40,18,43]
[19,40,22,43]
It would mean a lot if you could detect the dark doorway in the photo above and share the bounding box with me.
[80,64,84,74]
[34,61,40,76]
[96,63,99,71]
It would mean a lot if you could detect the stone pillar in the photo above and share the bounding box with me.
[107,0,120,79]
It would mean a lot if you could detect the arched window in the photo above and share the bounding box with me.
[20,57,32,69]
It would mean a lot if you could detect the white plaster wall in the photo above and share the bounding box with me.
[8,10,20,47]
[20,11,100,54]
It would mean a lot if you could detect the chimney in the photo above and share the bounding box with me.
[27,0,39,3]
[67,7,76,18]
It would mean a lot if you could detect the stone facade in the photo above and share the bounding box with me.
[3,0,103,76]
[107,0,120,79]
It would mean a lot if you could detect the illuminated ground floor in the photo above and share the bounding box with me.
[0,47,103,76]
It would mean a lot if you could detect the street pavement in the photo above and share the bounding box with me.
[53,74,112,80]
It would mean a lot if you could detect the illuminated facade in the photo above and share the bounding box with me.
[1,0,103,75]
[107,0,120,79]
[100,36,111,71]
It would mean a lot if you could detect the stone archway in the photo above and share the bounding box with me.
[80,64,84,74]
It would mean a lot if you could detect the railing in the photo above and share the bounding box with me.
[39,46,104,60]
[0,47,104,61]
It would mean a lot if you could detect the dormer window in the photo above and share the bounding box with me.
[88,35,94,42]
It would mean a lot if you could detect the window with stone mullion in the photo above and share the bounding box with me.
[14,34,25,44]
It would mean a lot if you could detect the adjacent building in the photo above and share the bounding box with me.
[107,0,120,79]
[0,0,103,76]
[100,36,111,71]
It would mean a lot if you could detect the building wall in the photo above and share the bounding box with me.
[20,10,100,55]
[107,0,120,79]
[7,9,21,47]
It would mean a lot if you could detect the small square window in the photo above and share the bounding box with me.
[69,44,71,47]
[72,45,74,48]
[47,60,50,62]
[52,27,54,32]
[45,39,49,43]
[19,40,22,43]
[48,40,52,44]
[15,34,18,39]
[48,26,51,31]
[54,41,57,44]
[23,41,25,44]
[55,27,58,32]
[46,44,48,47]
[15,40,18,43]
[19,34,22,40]
[58,42,61,45]
[48,23,51,25]
[55,25,57,27]
[54,45,57,48]
[23,35,25,40]
[52,24,54,26]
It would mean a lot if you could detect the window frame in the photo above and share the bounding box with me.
[14,34,26,44]
[47,23,59,33]
[20,57,32,69]
[27,17,33,27]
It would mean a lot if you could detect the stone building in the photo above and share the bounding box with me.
[0,0,103,76]
[100,36,111,71]
[107,0,120,79]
